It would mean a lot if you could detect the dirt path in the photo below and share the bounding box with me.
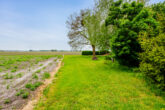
[21,59,63,110]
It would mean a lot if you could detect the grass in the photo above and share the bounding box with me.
[0,55,61,72]
[35,55,165,110]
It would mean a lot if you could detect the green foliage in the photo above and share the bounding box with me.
[0,55,57,72]
[139,33,165,89]
[35,56,165,110]
[16,73,23,78]
[16,89,29,99]
[82,51,109,55]
[32,73,39,79]
[82,51,93,55]
[4,99,10,104]
[11,68,17,73]
[22,92,29,99]
[105,55,113,61]
[16,89,25,96]
[3,73,13,79]
[42,72,50,79]
[25,82,42,91]
[106,0,159,67]
[35,69,41,73]
[152,1,165,33]
[6,85,10,89]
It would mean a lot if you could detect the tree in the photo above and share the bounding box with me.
[66,0,114,60]
[93,0,114,51]
[152,1,165,33]
[124,0,150,5]
[66,10,89,50]
[105,0,159,67]
[66,9,99,60]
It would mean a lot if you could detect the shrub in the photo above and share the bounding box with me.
[106,0,159,67]
[139,33,165,90]
[82,51,93,55]
[82,51,109,55]
[105,56,111,60]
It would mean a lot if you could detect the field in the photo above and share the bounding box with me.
[0,52,64,110]
[0,51,81,55]
[0,53,164,110]
[35,56,165,110]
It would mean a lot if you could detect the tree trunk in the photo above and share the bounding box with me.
[92,45,97,60]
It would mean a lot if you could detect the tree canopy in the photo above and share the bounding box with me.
[105,0,159,67]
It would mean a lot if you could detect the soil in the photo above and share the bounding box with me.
[21,59,62,110]
[0,57,61,110]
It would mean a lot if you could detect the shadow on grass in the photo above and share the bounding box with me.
[103,59,134,73]
[142,76,165,101]
[103,58,165,101]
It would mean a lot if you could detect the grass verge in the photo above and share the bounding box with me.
[35,56,165,110]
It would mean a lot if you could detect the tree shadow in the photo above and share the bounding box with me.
[104,59,165,101]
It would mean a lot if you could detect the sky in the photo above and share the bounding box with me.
[0,0,164,51]
[0,0,94,50]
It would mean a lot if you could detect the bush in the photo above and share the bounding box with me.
[105,56,112,60]
[82,51,109,55]
[82,51,93,55]
[140,33,165,90]
[106,0,159,67]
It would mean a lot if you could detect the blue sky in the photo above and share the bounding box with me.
[0,0,164,50]
[0,0,94,50]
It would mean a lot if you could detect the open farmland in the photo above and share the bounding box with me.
[0,51,81,56]
[0,53,62,110]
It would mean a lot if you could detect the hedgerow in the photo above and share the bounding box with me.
[139,33,165,90]
[82,51,109,55]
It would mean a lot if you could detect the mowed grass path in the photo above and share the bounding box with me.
[35,56,165,110]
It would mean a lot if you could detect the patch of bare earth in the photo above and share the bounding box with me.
[21,59,62,110]
[0,57,61,110]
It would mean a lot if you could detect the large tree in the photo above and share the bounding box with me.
[93,0,114,51]
[106,0,159,67]
[152,1,165,33]
[66,9,99,60]
[66,0,114,59]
